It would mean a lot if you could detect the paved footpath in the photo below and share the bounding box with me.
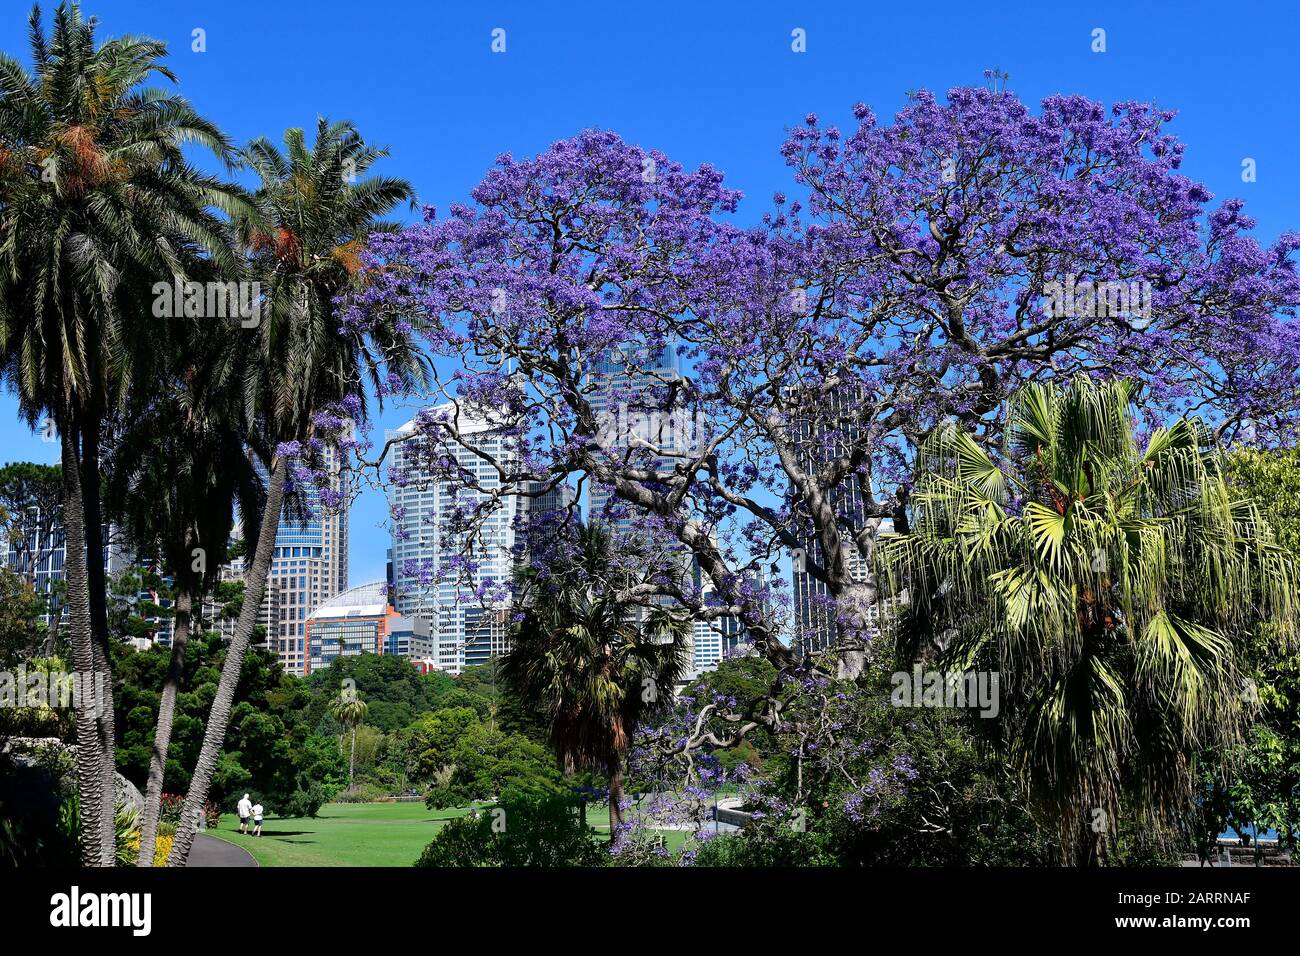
[188,833,258,867]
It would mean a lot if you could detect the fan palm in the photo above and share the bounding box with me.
[502,524,689,834]
[0,2,249,865]
[876,377,1295,864]
[167,119,426,864]
[329,690,369,790]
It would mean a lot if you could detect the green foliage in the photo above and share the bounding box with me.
[415,788,606,867]
[411,707,481,779]
[681,657,779,765]
[423,720,566,809]
[113,633,344,812]
[1199,446,1300,847]
[431,688,492,720]
[0,462,61,524]
[770,667,1048,866]
[876,377,1296,863]
[278,781,331,819]
[303,654,453,733]
[0,752,78,866]
[0,566,46,672]
[691,827,817,867]
[0,463,61,595]
[455,662,548,740]
[503,522,689,787]
[1228,446,1300,555]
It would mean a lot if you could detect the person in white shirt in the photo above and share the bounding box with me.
[237,794,253,834]
[252,803,265,837]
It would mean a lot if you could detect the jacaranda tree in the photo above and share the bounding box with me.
[341,86,1300,767]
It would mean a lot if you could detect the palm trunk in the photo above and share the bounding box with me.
[136,586,191,866]
[608,762,625,836]
[167,457,287,866]
[349,724,357,787]
[60,421,107,866]
[79,421,118,864]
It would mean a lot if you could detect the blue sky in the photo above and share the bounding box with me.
[3,0,1298,585]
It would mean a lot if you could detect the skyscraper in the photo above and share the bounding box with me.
[258,454,349,676]
[3,502,129,626]
[387,404,522,675]
[687,561,768,678]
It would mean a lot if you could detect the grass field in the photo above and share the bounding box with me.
[206,802,475,866]
[206,800,695,866]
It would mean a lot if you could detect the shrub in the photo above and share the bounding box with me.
[279,782,329,819]
[690,827,817,867]
[114,804,140,866]
[159,793,220,830]
[415,788,606,867]
[334,782,387,803]
[0,754,77,866]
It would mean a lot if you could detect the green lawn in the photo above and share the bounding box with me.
[206,801,475,867]
[206,799,697,866]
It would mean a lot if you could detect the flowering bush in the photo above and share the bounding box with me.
[160,793,221,830]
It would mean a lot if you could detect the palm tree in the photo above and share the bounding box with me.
[329,689,369,791]
[104,322,263,866]
[875,377,1296,864]
[502,523,689,834]
[167,119,425,864]
[0,2,249,864]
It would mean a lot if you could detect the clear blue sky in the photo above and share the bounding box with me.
[3,0,1298,586]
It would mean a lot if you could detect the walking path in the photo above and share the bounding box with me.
[189,833,258,867]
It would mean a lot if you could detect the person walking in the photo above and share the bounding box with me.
[252,802,265,837]
[237,793,253,835]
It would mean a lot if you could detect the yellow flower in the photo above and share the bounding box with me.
[153,835,173,867]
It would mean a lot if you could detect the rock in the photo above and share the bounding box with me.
[3,736,143,811]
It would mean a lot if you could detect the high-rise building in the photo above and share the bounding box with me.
[258,455,349,676]
[387,405,522,675]
[198,526,252,645]
[524,480,577,527]
[688,563,768,678]
[3,503,129,625]
[303,580,432,674]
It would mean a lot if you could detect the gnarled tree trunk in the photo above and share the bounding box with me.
[167,458,286,866]
[136,586,191,866]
